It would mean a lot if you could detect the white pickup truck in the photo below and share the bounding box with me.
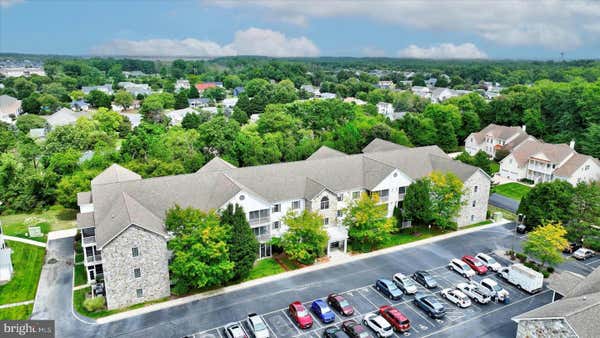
[456,282,492,304]
[498,264,543,294]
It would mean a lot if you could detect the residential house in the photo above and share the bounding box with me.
[233,86,245,97]
[0,94,22,124]
[222,97,238,108]
[425,78,437,87]
[70,100,90,112]
[343,97,367,105]
[188,98,210,109]
[411,86,431,100]
[431,88,471,103]
[201,107,219,115]
[376,102,394,120]
[120,113,142,128]
[28,128,47,139]
[250,114,261,123]
[300,85,320,97]
[175,79,190,92]
[377,81,395,89]
[464,124,532,157]
[195,82,223,92]
[123,71,145,78]
[76,139,490,309]
[166,107,199,126]
[0,67,45,77]
[43,108,90,129]
[499,139,600,185]
[82,84,114,96]
[320,92,337,99]
[513,267,600,338]
[118,82,152,97]
[0,224,13,284]
[398,80,413,87]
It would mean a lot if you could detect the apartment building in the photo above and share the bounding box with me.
[76,139,490,309]
[465,124,533,157]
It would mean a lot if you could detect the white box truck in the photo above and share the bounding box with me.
[498,264,543,294]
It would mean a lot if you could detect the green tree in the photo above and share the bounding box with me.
[429,171,464,230]
[114,90,134,110]
[48,148,81,175]
[174,90,189,109]
[518,181,575,230]
[188,85,200,98]
[403,178,434,225]
[580,123,600,158]
[70,90,85,101]
[274,210,328,264]
[15,114,47,132]
[37,94,61,113]
[231,107,249,125]
[181,112,202,129]
[523,222,569,267]
[223,75,242,89]
[202,87,226,101]
[55,169,100,208]
[92,108,124,134]
[344,193,396,252]
[85,90,111,108]
[221,204,259,280]
[166,206,234,294]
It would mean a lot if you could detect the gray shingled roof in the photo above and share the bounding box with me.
[0,94,18,107]
[362,139,408,153]
[472,124,526,143]
[84,139,485,249]
[306,146,347,161]
[76,212,94,229]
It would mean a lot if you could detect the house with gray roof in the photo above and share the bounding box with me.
[465,123,533,158]
[76,139,490,309]
[82,84,113,96]
[43,108,90,129]
[0,94,22,124]
[118,82,152,96]
[513,267,600,338]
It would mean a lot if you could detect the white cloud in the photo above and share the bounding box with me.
[397,43,488,59]
[90,28,319,57]
[0,0,24,8]
[208,0,600,50]
[361,46,386,57]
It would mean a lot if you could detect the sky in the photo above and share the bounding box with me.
[1,0,600,60]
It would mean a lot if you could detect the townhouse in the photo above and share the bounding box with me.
[76,139,490,309]
[464,124,533,158]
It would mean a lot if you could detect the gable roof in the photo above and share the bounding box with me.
[554,153,599,177]
[471,124,526,144]
[44,108,80,127]
[362,138,408,153]
[91,164,142,186]
[0,94,19,107]
[196,157,237,173]
[510,139,574,166]
[307,146,347,161]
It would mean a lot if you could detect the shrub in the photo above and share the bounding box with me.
[83,295,105,312]
[516,252,527,262]
[519,178,534,185]
[546,266,555,273]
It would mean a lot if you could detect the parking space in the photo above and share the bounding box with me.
[189,252,551,338]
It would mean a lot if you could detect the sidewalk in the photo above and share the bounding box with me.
[94,219,512,324]
[0,300,34,309]
[48,228,77,240]
[4,235,46,248]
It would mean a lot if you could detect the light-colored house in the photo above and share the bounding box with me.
[222,97,238,108]
[343,97,367,105]
[430,88,471,103]
[76,139,490,309]
[118,82,152,97]
[175,79,190,92]
[70,100,90,112]
[499,139,600,185]
[43,108,89,129]
[0,94,22,124]
[123,71,145,78]
[513,267,600,338]
[0,67,45,77]
[320,92,337,99]
[188,98,210,108]
[465,124,532,158]
[120,113,142,128]
[82,84,114,96]
[376,102,394,119]
[377,81,395,89]
[233,87,245,97]
[166,107,199,126]
[300,85,320,97]
[0,223,13,284]
[425,78,437,87]
[411,86,431,100]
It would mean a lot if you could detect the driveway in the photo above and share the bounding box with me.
[489,193,520,213]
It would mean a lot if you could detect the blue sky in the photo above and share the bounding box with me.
[1,0,599,59]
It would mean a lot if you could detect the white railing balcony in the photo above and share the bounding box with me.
[249,217,271,226]
[82,236,96,245]
[398,193,405,200]
[86,254,102,263]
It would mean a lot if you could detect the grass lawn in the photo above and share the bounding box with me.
[488,205,518,221]
[1,222,50,243]
[490,161,500,175]
[74,264,87,286]
[0,241,46,305]
[462,220,493,229]
[74,287,168,319]
[377,226,448,250]
[275,254,300,270]
[0,304,33,320]
[0,206,77,243]
[244,258,285,281]
[493,182,531,201]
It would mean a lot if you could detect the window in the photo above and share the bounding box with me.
[337,210,343,218]
[272,221,280,230]
[134,268,141,278]
[249,209,270,225]
[471,215,475,221]
[374,189,389,202]
[239,194,245,201]
[323,218,329,225]
[272,204,280,213]
[472,201,476,207]
[132,247,139,257]
[252,226,269,237]
[337,194,343,202]
[474,186,478,193]
[320,196,329,210]
[292,200,301,210]
[136,289,143,298]
[352,191,361,199]
[398,186,406,194]
[585,165,590,171]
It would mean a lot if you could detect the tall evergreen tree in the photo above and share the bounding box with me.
[221,204,259,280]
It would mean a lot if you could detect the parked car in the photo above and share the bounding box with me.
[516,224,527,234]
[563,242,582,254]
[342,319,373,338]
[375,279,403,301]
[224,322,247,338]
[310,299,335,324]
[324,326,351,338]
[413,292,446,318]
[456,282,492,304]
[440,288,471,308]
[246,313,269,338]
[448,258,476,278]
[498,264,544,294]
[379,305,410,332]
[462,255,488,275]
[392,273,418,294]
[288,301,313,329]
[363,313,394,337]
[327,293,354,316]
[479,278,510,303]
[412,271,438,289]
[475,253,503,272]
[573,248,595,260]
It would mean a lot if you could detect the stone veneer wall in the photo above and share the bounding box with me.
[516,319,577,338]
[102,225,170,310]
[455,170,491,227]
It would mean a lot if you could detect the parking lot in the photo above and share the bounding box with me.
[189,252,550,338]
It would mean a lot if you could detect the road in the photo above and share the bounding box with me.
[488,193,520,213]
[33,223,556,338]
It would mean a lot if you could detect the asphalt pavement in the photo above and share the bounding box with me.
[33,223,559,338]
[488,194,520,213]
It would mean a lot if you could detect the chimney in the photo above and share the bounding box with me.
[569,140,575,149]
[521,125,526,132]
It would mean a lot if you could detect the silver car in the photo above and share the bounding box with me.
[247,313,269,338]
[573,248,595,260]
[393,273,418,294]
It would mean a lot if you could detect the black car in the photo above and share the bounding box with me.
[412,271,438,289]
[413,292,446,319]
[324,326,351,338]
[375,279,403,300]
[342,319,373,338]
[563,242,582,254]
[516,224,527,234]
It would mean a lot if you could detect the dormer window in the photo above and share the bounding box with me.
[320,196,329,210]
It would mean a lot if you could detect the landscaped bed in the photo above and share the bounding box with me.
[73,287,169,319]
[493,182,531,201]
[0,304,33,320]
[74,264,87,286]
[0,241,46,305]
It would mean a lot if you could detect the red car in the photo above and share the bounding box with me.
[327,293,354,316]
[288,301,313,329]
[462,255,488,275]
[379,305,411,332]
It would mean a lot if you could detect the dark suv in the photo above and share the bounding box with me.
[413,292,446,319]
[375,279,403,300]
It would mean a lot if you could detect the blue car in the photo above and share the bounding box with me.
[311,299,335,323]
[376,279,404,301]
